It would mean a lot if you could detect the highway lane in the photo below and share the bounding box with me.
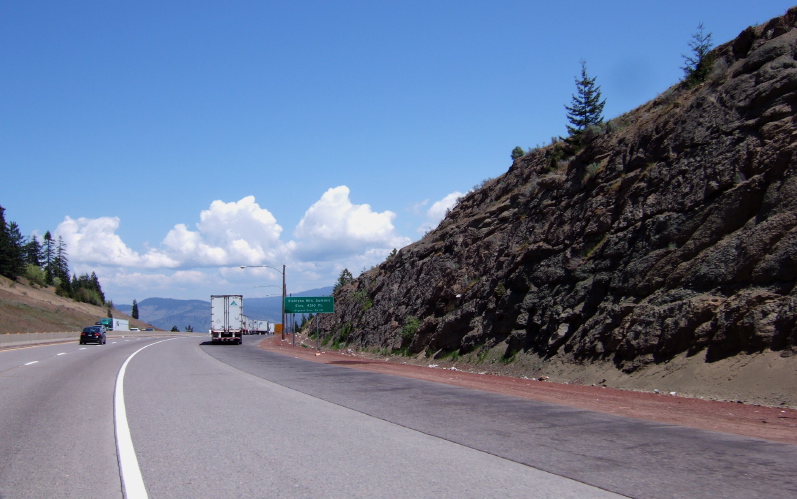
[202,338,797,499]
[3,335,796,498]
[0,337,160,498]
[124,336,620,498]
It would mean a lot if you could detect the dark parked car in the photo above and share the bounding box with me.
[80,326,106,345]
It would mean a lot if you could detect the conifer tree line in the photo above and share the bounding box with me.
[0,204,106,306]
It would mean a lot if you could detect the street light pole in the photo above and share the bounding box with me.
[281,264,287,343]
[240,264,286,340]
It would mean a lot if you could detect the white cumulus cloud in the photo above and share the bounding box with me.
[160,196,285,267]
[56,196,287,270]
[418,191,463,233]
[55,216,165,267]
[54,190,417,302]
[294,186,410,260]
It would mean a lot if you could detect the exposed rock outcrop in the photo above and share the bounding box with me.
[319,9,797,374]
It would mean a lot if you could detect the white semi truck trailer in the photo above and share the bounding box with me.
[254,320,270,335]
[210,295,244,344]
[96,318,129,331]
[243,316,270,335]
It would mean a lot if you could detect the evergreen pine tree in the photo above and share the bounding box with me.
[564,60,606,142]
[0,206,9,278]
[0,206,13,279]
[24,235,42,266]
[0,207,26,279]
[333,268,353,292]
[72,273,100,305]
[54,237,70,280]
[6,222,26,278]
[90,271,106,303]
[42,231,55,285]
[681,23,714,86]
[132,299,139,319]
[53,236,72,296]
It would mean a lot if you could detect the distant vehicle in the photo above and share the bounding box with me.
[144,328,154,331]
[80,326,106,345]
[113,319,130,331]
[210,295,243,344]
[251,319,270,335]
[242,317,270,335]
[95,318,112,330]
[130,327,140,331]
[95,318,130,331]
[242,316,263,335]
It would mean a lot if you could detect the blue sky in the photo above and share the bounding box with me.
[1,1,792,305]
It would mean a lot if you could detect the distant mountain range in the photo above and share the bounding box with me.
[117,287,333,332]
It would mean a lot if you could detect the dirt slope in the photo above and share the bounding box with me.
[259,335,797,446]
[0,275,152,333]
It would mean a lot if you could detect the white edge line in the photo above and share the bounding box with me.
[24,361,38,365]
[115,338,180,498]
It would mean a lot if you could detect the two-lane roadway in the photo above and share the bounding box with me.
[1,336,796,498]
[0,337,155,497]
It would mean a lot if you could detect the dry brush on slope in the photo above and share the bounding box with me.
[0,275,148,334]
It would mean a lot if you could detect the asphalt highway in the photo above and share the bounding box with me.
[1,336,795,498]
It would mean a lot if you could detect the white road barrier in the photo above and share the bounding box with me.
[0,332,76,347]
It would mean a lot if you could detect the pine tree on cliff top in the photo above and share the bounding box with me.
[682,22,714,86]
[565,60,606,140]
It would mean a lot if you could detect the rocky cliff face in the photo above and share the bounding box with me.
[319,10,797,374]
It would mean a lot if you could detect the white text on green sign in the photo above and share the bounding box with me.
[284,297,334,314]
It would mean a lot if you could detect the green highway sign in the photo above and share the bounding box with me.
[284,296,334,314]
